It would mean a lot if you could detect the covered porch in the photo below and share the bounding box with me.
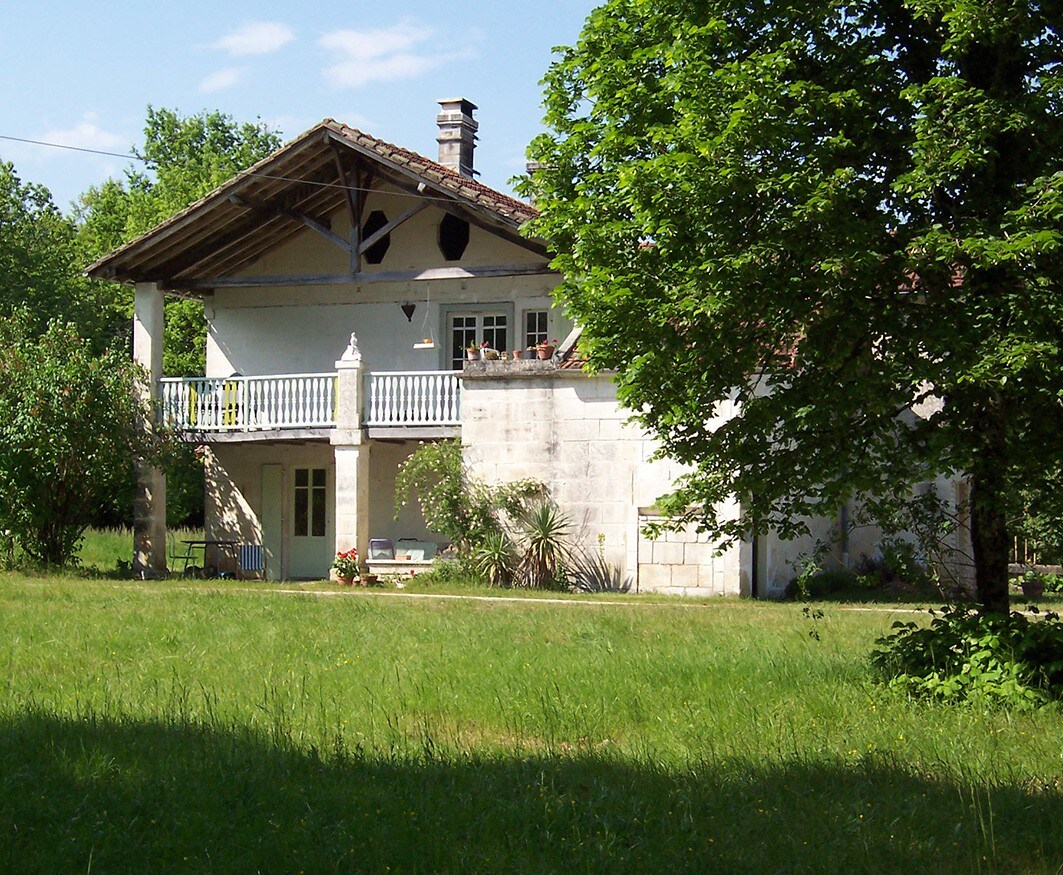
[202,435,445,581]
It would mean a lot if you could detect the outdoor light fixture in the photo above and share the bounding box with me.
[412,283,436,349]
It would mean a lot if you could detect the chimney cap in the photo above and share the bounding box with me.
[437,97,478,113]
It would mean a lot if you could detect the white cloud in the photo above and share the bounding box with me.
[212,21,294,57]
[40,114,127,154]
[318,19,448,88]
[200,66,245,93]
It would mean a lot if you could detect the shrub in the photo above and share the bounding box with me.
[784,570,858,600]
[394,440,542,555]
[870,607,1063,710]
[472,531,518,587]
[567,545,631,593]
[516,501,570,589]
[0,315,173,565]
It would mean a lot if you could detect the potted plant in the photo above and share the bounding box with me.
[333,548,359,586]
[513,349,524,361]
[1020,570,1045,599]
[481,341,500,360]
[466,343,479,362]
[536,338,558,360]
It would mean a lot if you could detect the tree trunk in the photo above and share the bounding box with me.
[968,411,1011,614]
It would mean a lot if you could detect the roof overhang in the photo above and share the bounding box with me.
[87,120,546,293]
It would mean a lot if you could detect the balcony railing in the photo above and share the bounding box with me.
[364,371,461,427]
[159,374,338,432]
[159,370,462,432]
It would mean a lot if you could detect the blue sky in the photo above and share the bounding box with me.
[0,0,599,212]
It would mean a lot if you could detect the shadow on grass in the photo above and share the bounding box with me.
[1,712,1059,873]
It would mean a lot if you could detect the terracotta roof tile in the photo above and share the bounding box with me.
[327,121,538,225]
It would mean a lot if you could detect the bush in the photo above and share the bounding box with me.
[567,545,631,593]
[870,608,1063,710]
[394,440,542,555]
[784,570,858,600]
[0,315,172,565]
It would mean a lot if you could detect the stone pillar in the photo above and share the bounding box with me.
[331,333,371,574]
[132,282,167,576]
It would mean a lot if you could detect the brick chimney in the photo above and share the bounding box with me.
[436,98,478,178]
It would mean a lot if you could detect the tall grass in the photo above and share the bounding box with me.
[77,526,203,574]
[0,576,1059,872]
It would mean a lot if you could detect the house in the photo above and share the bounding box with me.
[88,99,972,595]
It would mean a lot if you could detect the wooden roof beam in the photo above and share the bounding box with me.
[173,262,556,291]
[228,194,351,253]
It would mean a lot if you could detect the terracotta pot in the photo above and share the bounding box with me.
[337,575,354,587]
[537,345,555,360]
[512,350,524,360]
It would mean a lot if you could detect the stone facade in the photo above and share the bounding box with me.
[461,360,746,595]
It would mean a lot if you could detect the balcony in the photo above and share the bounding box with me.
[158,370,461,438]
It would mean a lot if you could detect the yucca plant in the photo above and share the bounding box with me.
[518,501,570,589]
[567,545,631,593]
[472,529,517,587]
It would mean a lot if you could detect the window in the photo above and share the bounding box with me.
[294,468,327,538]
[449,312,508,368]
[524,310,548,349]
[438,214,470,261]
[362,210,390,264]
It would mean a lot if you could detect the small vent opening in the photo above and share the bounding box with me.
[438,214,470,261]
[363,211,390,264]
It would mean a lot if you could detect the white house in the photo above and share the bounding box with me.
[89,100,971,595]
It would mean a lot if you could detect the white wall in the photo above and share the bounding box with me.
[461,368,745,596]
[201,188,568,379]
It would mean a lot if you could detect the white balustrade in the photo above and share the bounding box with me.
[158,370,462,432]
[365,371,462,427]
[158,374,338,431]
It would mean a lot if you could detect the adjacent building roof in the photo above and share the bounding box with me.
[87,119,542,289]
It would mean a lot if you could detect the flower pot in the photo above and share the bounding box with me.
[338,575,354,587]
[537,345,555,360]
[1021,577,1045,599]
[512,350,524,360]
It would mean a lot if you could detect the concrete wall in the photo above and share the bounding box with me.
[461,364,744,596]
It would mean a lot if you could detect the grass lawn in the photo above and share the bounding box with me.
[0,574,1059,873]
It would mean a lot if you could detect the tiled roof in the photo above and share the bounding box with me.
[87,118,541,285]
[325,120,538,225]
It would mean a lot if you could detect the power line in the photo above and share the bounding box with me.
[0,134,139,161]
[0,132,517,205]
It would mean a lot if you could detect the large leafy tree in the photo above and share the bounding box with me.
[524,1,1063,612]
[77,106,281,375]
[0,315,170,565]
[0,162,124,349]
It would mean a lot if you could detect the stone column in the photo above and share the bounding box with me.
[132,282,167,576]
[331,333,371,574]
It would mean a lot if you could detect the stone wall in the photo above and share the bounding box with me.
[461,361,744,595]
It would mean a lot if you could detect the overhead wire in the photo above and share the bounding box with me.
[0,132,512,205]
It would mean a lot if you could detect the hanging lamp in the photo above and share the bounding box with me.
[412,282,436,349]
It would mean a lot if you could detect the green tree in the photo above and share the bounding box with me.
[77,106,281,375]
[0,315,171,565]
[524,1,1063,613]
[0,162,124,349]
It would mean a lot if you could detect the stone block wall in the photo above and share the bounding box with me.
[461,361,743,595]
